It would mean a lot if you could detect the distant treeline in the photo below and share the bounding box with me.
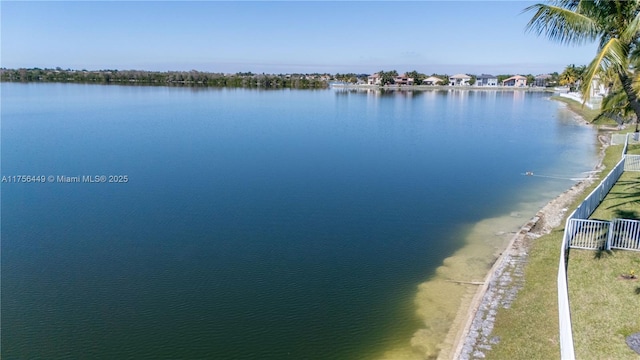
[0,68,331,89]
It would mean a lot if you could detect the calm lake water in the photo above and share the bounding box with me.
[1,83,597,359]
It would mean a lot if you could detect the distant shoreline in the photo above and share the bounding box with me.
[1,69,557,91]
[331,84,553,92]
[1,79,556,92]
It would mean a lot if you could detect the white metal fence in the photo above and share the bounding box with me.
[611,133,627,145]
[609,219,640,251]
[558,132,640,358]
[567,219,610,250]
[573,158,626,219]
[567,218,640,251]
[557,156,628,359]
[557,247,575,360]
[612,131,640,146]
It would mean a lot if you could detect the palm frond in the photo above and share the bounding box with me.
[596,87,634,125]
[523,3,601,45]
[621,7,640,44]
[601,87,628,110]
[580,38,627,103]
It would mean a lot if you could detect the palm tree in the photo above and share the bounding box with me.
[379,70,398,86]
[559,64,580,90]
[524,0,640,131]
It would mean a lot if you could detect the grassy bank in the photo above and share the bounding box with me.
[568,248,640,359]
[591,171,640,220]
[550,96,608,125]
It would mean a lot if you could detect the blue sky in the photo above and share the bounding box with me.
[1,1,599,75]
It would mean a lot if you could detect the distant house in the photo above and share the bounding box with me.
[422,76,444,86]
[502,75,527,87]
[394,73,414,86]
[590,75,609,98]
[534,74,553,87]
[449,74,471,86]
[475,74,498,87]
[368,73,381,85]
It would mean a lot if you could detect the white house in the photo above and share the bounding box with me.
[423,76,444,85]
[590,75,609,98]
[449,74,471,86]
[502,75,527,87]
[475,74,498,87]
[367,73,381,85]
[394,73,414,86]
[534,74,553,87]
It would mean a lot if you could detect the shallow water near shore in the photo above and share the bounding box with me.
[376,109,600,359]
[2,84,598,359]
[377,179,589,359]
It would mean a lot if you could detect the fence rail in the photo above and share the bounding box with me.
[573,158,626,219]
[557,212,579,358]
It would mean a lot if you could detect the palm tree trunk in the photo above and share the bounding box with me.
[618,71,640,132]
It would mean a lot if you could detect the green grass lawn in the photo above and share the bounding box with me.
[567,249,640,360]
[485,141,639,359]
[590,172,640,220]
[628,143,640,155]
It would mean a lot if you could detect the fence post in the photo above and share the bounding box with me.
[606,220,614,251]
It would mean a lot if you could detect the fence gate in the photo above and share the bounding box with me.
[568,219,610,250]
[610,219,640,251]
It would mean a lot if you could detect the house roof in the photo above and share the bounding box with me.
[423,76,443,82]
[477,74,496,79]
[450,73,471,79]
[503,75,526,81]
